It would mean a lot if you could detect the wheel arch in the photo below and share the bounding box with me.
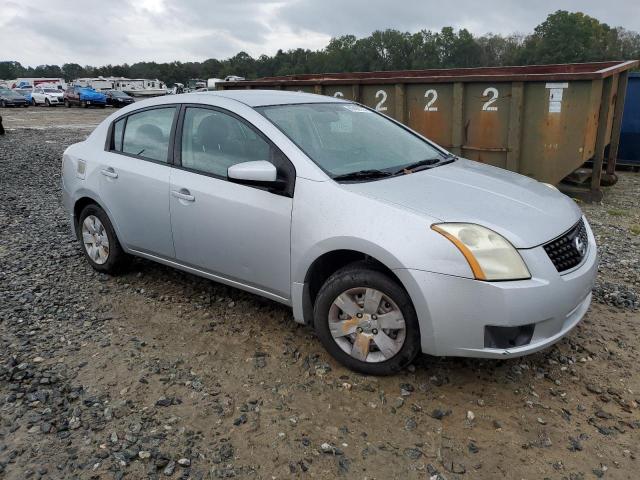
[297,244,410,327]
[72,194,125,248]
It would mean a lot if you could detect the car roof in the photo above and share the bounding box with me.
[189,89,349,107]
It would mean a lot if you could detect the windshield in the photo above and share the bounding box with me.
[258,103,446,177]
[1,89,22,98]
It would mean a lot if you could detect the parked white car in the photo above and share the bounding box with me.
[31,87,64,106]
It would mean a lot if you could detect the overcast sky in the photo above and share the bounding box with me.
[1,0,638,67]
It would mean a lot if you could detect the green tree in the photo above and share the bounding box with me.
[0,61,26,79]
[522,10,613,63]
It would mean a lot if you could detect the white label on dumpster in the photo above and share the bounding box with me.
[546,83,568,113]
[545,82,569,89]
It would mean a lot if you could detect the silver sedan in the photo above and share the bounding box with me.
[61,90,598,375]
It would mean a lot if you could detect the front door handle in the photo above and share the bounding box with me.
[171,189,195,202]
[101,167,118,179]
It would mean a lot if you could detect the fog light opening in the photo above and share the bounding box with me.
[484,324,535,349]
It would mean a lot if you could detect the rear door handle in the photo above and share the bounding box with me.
[101,167,118,179]
[171,189,195,202]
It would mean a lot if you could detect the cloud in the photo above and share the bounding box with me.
[1,0,638,68]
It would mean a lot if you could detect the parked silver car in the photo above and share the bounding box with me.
[61,90,598,375]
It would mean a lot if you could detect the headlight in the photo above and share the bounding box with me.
[431,223,531,281]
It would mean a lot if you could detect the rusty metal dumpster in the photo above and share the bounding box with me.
[219,61,638,196]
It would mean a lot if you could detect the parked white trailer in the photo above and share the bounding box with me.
[207,78,224,89]
[11,78,67,90]
[73,77,115,91]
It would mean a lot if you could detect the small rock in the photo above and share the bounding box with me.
[431,408,451,420]
[163,461,176,476]
[403,448,423,460]
[69,417,81,430]
[233,414,247,426]
[586,384,603,394]
[320,442,343,455]
[405,418,417,431]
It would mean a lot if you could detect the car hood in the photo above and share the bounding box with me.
[342,159,582,248]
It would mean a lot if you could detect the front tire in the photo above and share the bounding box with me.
[313,262,420,375]
[31,98,37,106]
[65,99,71,108]
[0,100,6,108]
[77,204,127,274]
[45,98,51,107]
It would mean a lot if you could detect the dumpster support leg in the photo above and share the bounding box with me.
[591,76,615,192]
[605,71,629,177]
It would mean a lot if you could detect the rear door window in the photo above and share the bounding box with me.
[121,107,176,162]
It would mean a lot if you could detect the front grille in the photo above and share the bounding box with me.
[543,219,588,272]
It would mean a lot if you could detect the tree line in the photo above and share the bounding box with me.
[2,11,639,86]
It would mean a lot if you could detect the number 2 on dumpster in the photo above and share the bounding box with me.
[482,87,499,111]
[424,89,438,111]
[375,90,388,111]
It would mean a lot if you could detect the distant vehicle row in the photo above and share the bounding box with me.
[0,86,136,108]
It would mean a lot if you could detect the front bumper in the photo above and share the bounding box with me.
[395,216,598,358]
[81,98,106,105]
[3,100,27,106]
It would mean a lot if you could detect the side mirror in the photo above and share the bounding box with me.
[228,161,287,192]
[228,160,277,183]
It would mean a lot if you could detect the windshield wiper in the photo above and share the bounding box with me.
[393,155,456,175]
[332,169,393,182]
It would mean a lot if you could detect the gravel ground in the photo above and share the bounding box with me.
[1,108,639,479]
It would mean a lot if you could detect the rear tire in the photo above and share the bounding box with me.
[313,262,421,375]
[77,204,127,274]
[31,98,37,106]
[0,100,6,108]
[65,99,71,108]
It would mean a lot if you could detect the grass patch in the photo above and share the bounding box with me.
[630,225,640,236]
[607,209,629,217]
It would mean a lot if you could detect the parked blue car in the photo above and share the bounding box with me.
[14,88,33,103]
[63,86,107,108]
